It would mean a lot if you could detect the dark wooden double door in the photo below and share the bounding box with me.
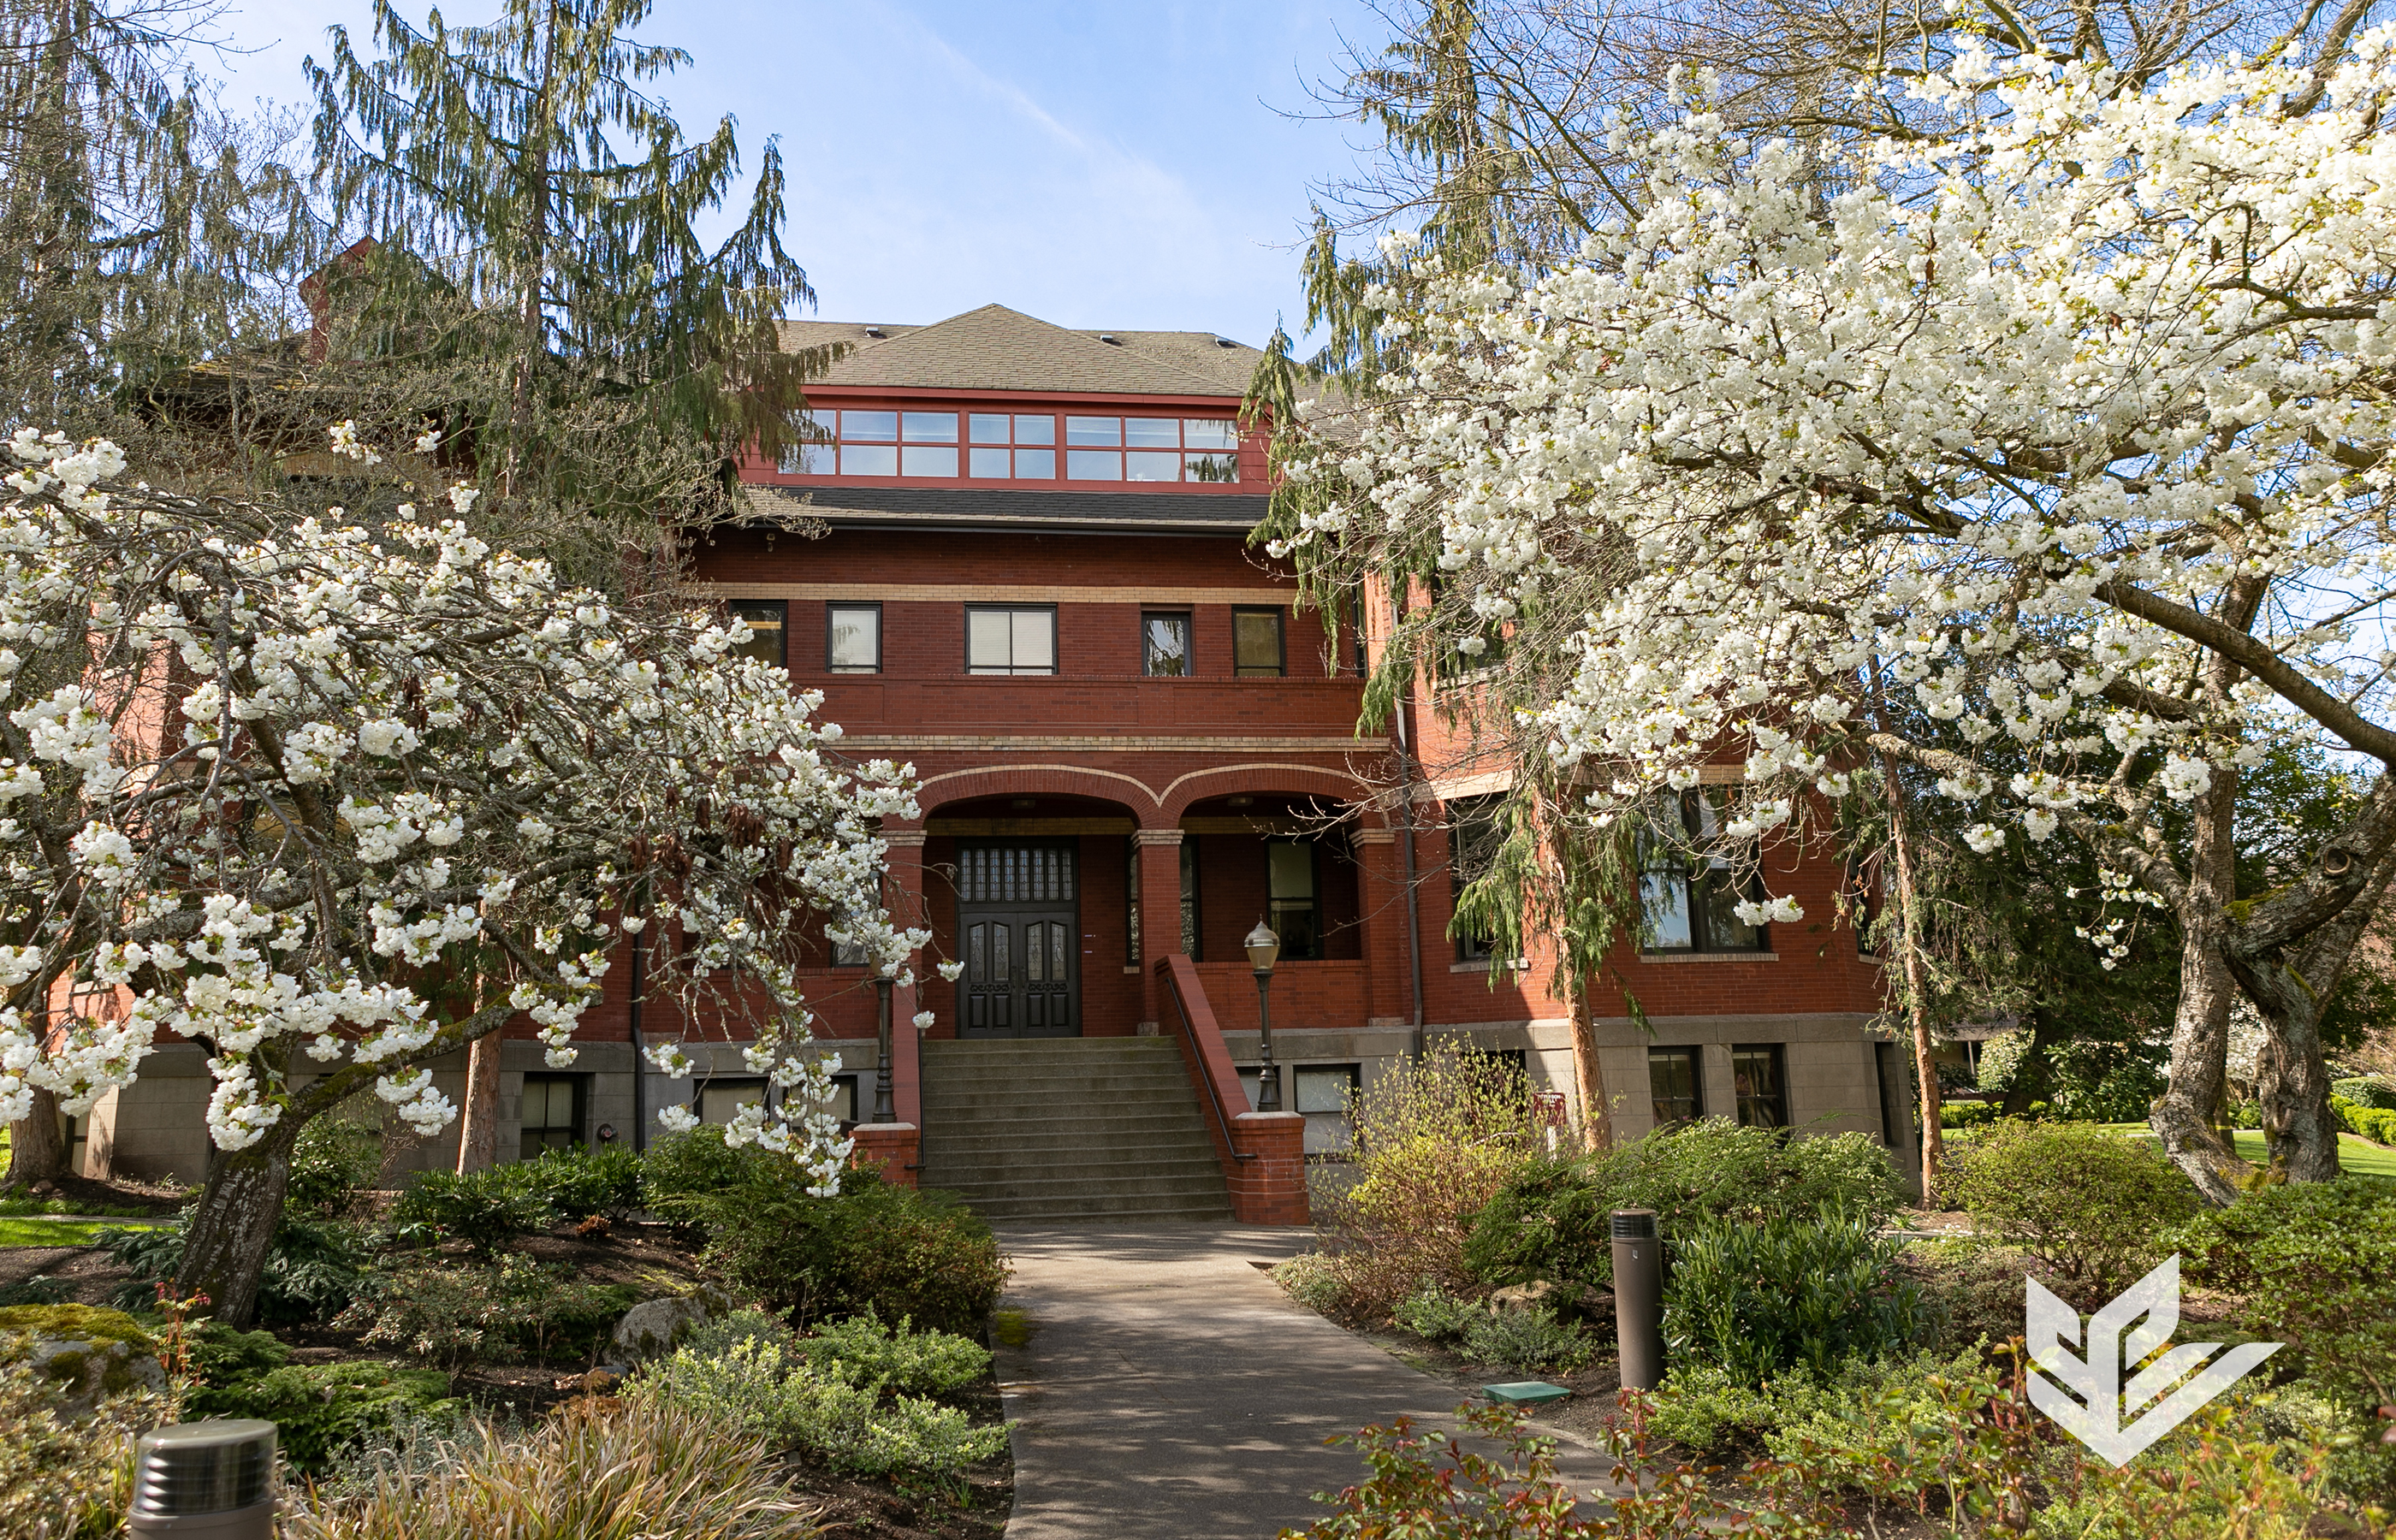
[956,842,1079,1037]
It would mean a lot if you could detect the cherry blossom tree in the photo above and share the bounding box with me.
[0,427,919,1323]
[1267,37,2396,1202]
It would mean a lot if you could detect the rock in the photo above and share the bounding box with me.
[608,1286,731,1361]
[1488,1280,1613,1325]
[0,1304,167,1416]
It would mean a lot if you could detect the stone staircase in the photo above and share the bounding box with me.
[916,1038,1235,1223]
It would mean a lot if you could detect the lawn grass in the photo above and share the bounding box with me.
[0,1217,159,1247]
[2100,1122,2396,1180]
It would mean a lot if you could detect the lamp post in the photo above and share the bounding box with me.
[1244,920,1281,1111]
[872,974,896,1123]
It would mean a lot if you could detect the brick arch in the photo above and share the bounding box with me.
[1158,762,1385,828]
[910,763,1159,820]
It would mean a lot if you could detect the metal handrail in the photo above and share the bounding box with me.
[1159,960,1254,1163]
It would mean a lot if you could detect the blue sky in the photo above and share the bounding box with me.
[198,0,1382,346]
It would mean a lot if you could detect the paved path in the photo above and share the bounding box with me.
[991,1224,1618,1540]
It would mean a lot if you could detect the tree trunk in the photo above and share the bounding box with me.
[2151,769,2253,1205]
[1569,974,1612,1152]
[1997,1012,2057,1118]
[2234,849,2396,1182]
[1882,753,1944,1201]
[7,1087,66,1184]
[175,1113,305,1327]
[455,1029,504,1173]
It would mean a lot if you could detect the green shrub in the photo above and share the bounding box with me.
[333,1257,638,1368]
[2174,1177,2396,1428]
[1465,1118,1907,1289]
[2334,1076,2396,1111]
[792,1311,991,1395]
[1942,1119,2197,1303]
[680,1306,796,1359]
[638,1125,786,1223]
[2331,1094,2396,1146]
[187,1321,292,1389]
[388,1165,553,1252]
[98,1213,367,1327]
[1662,1211,1926,1386]
[1392,1281,1480,1342]
[288,1105,386,1219]
[1321,1043,1543,1319]
[521,1145,645,1218]
[1459,1308,1594,1376]
[1939,1100,1998,1129]
[1646,1347,1988,1455]
[624,1336,1007,1478]
[703,1180,1006,1336]
[187,1359,458,1472]
[285,1400,806,1540]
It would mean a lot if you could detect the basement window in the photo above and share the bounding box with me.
[519,1074,586,1158]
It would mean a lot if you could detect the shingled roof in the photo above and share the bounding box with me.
[776,304,1261,397]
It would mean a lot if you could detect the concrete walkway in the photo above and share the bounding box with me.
[990,1224,1618,1540]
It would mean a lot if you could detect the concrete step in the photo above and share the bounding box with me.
[923,1072,1199,1100]
[918,1110,1214,1138]
[921,1133,1215,1161]
[962,1193,1235,1222]
[921,1151,1223,1180]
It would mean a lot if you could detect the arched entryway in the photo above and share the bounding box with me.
[922,792,1144,1038]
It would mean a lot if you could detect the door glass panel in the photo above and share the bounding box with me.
[1050,923,1066,981]
[1027,925,1045,982]
[968,923,986,980]
[991,922,1010,984]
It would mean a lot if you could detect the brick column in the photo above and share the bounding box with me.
[849,1122,919,1188]
[1228,1111,1309,1224]
[883,829,928,1128]
[1135,828,1185,1029]
[1353,826,1410,1028]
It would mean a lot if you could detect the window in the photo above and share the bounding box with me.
[1647,1047,1703,1125]
[1732,1044,1789,1128]
[697,1077,768,1127]
[967,412,1057,479]
[1062,416,1240,483]
[1142,612,1192,677]
[827,603,881,673]
[778,409,835,474]
[1232,607,1284,678]
[1267,839,1320,960]
[519,1074,585,1158]
[1349,595,1369,674]
[1179,839,1201,960]
[1447,795,1504,962]
[1639,790,1767,952]
[1126,844,1142,968]
[1295,1063,1361,1155]
[819,1072,860,1127]
[966,606,1056,674]
[830,934,869,966]
[836,410,898,475]
[1875,1040,1907,1147]
[727,599,786,668]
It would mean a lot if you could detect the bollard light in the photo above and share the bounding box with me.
[1611,1208,1666,1392]
[129,1419,276,1538]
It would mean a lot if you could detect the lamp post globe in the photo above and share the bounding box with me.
[1244,921,1282,1111]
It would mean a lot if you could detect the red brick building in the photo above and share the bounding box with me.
[70,304,1918,1214]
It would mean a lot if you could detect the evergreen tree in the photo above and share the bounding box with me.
[305,0,829,542]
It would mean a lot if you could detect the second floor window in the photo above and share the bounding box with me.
[827,604,881,673]
[1232,607,1284,678]
[727,600,787,667]
[1448,795,1504,962]
[1143,612,1192,676]
[1639,790,1768,953]
[967,605,1056,675]
[1064,416,1241,483]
